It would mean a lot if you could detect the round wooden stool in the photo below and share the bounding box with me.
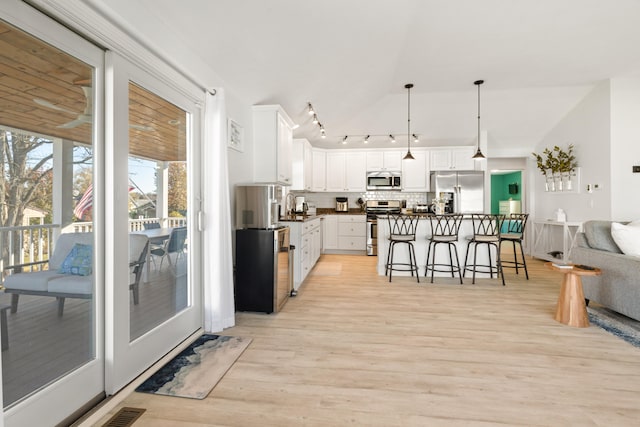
[546,263,601,327]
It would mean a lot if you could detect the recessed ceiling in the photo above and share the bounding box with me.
[86,0,640,155]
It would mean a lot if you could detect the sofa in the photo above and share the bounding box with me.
[2,232,148,315]
[571,220,640,322]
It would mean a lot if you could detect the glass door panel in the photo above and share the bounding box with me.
[128,82,189,340]
[0,3,105,425]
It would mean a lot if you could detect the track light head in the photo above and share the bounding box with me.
[307,102,315,115]
[342,135,348,144]
[413,134,419,143]
[389,134,396,143]
[312,114,319,125]
[364,135,370,144]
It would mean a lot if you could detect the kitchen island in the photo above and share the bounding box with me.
[376,215,500,280]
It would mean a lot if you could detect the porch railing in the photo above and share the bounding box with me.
[1,217,186,281]
[0,224,61,276]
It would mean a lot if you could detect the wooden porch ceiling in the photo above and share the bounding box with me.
[0,19,186,162]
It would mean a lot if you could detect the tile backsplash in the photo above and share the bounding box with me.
[290,190,428,209]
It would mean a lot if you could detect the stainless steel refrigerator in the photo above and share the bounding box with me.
[430,171,484,214]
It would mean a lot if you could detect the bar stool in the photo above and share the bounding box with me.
[385,214,420,283]
[463,214,506,285]
[424,214,464,284]
[500,213,529,279]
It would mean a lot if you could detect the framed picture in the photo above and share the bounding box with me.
[227,118,244,152]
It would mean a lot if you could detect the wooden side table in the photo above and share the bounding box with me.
[546,263,601,327]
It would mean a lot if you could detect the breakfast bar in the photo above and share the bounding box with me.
[376,215,499,279]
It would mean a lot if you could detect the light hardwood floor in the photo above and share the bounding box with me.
[89,254,640,426]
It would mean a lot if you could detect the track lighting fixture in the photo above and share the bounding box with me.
[364,135,370,143]
[342,135,348,144]
[413,134,419,143]
[473,80,486,160]
[403,83,415,160]
[308,102,327,137]
[389,134,396,143]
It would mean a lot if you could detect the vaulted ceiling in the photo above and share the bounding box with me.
[64,1,640,155]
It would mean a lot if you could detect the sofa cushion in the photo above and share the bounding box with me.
[49,233,93,269]
[611,221,640,257]
[3,270,65,292]
[48,275,93,295]
[583,221,623,253]
[58,243,93,276]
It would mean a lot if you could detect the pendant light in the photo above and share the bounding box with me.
[473,80,486,159]
[403,83,415,160]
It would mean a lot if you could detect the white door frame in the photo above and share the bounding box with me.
[105,51,203,394]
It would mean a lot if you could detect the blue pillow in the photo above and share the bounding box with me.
[58,243,93,276]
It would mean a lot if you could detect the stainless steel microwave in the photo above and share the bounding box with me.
[366,171,401,191]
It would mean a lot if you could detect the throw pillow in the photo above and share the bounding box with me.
[584,221,622,253]
[58,243,93,276]
[610,222,640,258]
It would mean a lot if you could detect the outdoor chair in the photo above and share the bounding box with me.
[150,226,187,272]
[2,233,148,315]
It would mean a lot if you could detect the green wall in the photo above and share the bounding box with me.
[490,171,522,214]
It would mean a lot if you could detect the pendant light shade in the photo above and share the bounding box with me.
[403,83,415,160]
[473,80,486,159]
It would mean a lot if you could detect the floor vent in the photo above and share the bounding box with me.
[102,407,146,427]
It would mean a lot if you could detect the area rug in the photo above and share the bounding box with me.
[135,334,251,399]
[309,262,342,276]
[587,306,640,349]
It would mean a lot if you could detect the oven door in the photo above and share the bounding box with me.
[366,218,377,256]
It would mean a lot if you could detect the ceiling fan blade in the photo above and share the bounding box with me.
[130,124,154,132]
[33,98,79,115]
[56,116,91,129]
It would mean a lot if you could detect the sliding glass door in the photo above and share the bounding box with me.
[105,52,202,393]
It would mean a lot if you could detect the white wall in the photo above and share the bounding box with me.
[610,78,640,221]
[533,81,612,222]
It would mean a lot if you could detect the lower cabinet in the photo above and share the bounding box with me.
[289,218,322,290]
[324,214,366,252]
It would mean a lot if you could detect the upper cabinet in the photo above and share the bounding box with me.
[252,105,295,185]
[311,148,326,191]
[291,138,313,191]
[326,151,366,192]
[402,150,429,191]
[366,151,403,171]
[429,147,476,171]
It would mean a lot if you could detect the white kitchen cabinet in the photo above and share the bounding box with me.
[252,105,295,185]
[291,138,313,191]
[430,147,476,171]
[337,215,366,250]
[326,151,366,192]
[401,150,428,191]
[311,149,326,191]
[366,151,403,171]
[325,152,346,192]
[344,151,366,191]
[323,214,338,249]
[287,217,322,290]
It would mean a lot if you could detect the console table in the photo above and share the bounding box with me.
[532,220,582,263]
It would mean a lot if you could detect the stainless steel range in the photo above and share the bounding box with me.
[365,200,402,256]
